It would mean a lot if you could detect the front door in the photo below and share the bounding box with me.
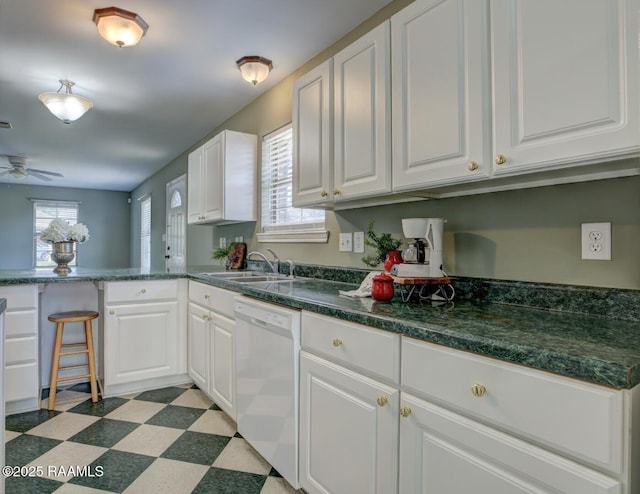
[165,175,186,272]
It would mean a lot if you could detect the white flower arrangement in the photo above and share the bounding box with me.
[40,218,90,243]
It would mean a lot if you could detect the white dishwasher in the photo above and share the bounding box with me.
[234,295,301,489]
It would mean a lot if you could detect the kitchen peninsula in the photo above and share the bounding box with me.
[1,266,639,492]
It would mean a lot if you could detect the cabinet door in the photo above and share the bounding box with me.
[300,352,398,494]
[209,313,235,420]
[391,0,490,191]
[333,22,391,201]
[105,301,179,385]
[399,393,621,494]
[187,146,204,223]
[491,0,639,175]
[202,133,224,221]
[187,302,208,391]
[292,59,333,207]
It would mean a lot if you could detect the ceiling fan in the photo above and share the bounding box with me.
[0,156,64,182]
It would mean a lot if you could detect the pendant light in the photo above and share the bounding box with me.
[236,56,273,86]
[38,80,93,124]
[93,6,149,47]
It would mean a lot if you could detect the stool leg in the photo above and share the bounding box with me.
[85,319,99,403]
[49,322,64,410]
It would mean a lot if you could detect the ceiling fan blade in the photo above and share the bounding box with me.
[27,168,64,177]
[0,170,9,177]
[0,165,11,170]
[27,171,53,182]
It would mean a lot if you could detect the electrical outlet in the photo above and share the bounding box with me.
[581,222,611,260]
[339,232,353,252]
[353,232,365,253]
[219,237,227,248]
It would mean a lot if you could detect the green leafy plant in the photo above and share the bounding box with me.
[361,220,402,267]
[211,242,236,261]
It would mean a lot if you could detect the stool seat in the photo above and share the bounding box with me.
[48,310,99,410]
[49,311,99,323]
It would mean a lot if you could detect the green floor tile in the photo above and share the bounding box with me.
[134,386,187,404]
[192,467,266,494]
[146,404,205,429]
[67,397,129,417]
[5,409,60,433]
[5,474,64,494]
[161,431,230,465]
[5,434,62,466]
[68,418,139,448]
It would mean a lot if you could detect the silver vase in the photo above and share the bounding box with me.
[51,241,75,276]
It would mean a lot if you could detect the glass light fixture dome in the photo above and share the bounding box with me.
[236,56,273,86]
[38,80,93,124]
[93,7,149,48]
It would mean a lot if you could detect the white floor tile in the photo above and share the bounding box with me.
[111,424,183,457]
[54,483,115,493]
[188,409,236,436]
[212,437,271,475]
[26,413,101,441]
[169,389,213,409]
[5,430,21,443]
[27,441,108,482]
[104,399,166,423]
[122,458,208,494]
[42,390,93,411]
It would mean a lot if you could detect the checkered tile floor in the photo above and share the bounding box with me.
[5,384,303,493]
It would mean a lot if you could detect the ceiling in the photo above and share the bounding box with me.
[0,0,392,191]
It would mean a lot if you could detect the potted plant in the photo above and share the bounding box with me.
[361,220,402,268]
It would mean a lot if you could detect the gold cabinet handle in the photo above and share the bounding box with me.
[333,188,341,196]
[467,161,478,171]
[377,396,388,407]
[399,405,412,418]
[332,338,343,347]
[471,383,487,398]
[109,310,115,315]
[495,154,507,165]
[320,189,329,197]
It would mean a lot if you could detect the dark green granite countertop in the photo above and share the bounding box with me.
[0,298,6,315]
[1,267,639,389]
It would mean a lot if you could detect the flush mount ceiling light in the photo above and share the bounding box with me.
[93,6,149,47]
[236,56,273,86]
[38,80,93,124]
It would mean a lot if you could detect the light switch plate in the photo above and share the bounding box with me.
[339,232,353,252]
[353,232,365,253]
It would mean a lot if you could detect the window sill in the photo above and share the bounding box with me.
[257,229,329,244]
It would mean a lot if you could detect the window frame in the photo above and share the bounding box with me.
[257,123,328,244]
[140,194,151,270]
[33,200,80,269]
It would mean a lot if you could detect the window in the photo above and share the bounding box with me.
[258,124,327,243]
[33,200,80,268]
[140,195,151,270]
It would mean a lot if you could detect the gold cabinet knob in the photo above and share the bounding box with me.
[109,310,115,315]
[467,161,478,171]
[376,396,388,407]
[333,188,341,196]
[320,189,329,197]
[471,383,487,398]
[140,288,146,293]
[204,294,210,299]
[332,338,343,347]
[399,406,412,418]
[495,154,507,165]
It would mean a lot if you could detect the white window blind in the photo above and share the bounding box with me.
[140,196,151,270]
[33,200,79,268]
[259,124,326,242]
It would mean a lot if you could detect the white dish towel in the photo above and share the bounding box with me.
[338,271,382,298]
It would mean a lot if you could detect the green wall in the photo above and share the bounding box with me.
[131,0,640,289]
[0,183,131,270]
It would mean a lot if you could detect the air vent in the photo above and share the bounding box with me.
[0,122,12,129]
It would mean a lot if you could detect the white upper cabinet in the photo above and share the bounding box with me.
[491,0,639,176]
[293,22,392,208]
[392,0,491,191]
[292,60,333,208]
[187,130,257,224]
[392,0,639,193]
[333,22,391,202]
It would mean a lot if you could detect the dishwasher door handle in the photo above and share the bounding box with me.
[248,316,268,327]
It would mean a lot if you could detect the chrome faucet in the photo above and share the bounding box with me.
[285,259,295,278]
[247,249,280,274]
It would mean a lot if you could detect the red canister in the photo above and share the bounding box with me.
[371,273,395,302]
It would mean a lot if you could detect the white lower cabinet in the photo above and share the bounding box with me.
[188,281,236,420]
[399,393,621,494]
[102,280,187,396]
[299,312,637,494]
[0,285,40,414]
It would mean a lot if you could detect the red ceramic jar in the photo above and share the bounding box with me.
[384,249,403,273]
[371,273,395,302]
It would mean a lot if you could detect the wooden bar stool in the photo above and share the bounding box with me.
[48,310,99,410]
